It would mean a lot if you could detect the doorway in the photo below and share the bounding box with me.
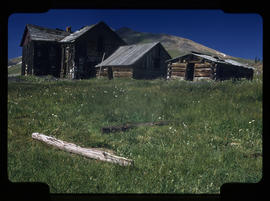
[185,63,194,81]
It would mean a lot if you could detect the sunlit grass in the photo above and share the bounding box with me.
[8,75,262,193]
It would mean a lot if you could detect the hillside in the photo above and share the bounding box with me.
[116,27,260,67]
[8,56,22,66]
[116,27,230,58]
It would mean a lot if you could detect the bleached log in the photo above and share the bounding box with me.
[32,133,133,166]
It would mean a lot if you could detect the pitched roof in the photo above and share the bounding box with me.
[22,24,70,44]
[20,21,126,47]
[60,25,95,42]
[96,42,160,67]
[166,52,254,69]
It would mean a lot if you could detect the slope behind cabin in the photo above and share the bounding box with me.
[20,21,126,79]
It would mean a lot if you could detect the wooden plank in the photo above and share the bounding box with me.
[171,72,185,76]
[194,63,212,68]
[171,69,186,73]
[113,72,133,78]
[32,133,133,166]
[170,63,187,68]
[171,66,186,70]
[195,69,212,73]
[194,72,212,77]
[112,67,133,72]
[102,121,170,133]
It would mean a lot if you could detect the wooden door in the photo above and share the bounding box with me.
[185,63,194,81]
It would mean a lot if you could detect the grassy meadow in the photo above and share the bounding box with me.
[8,75,262,193]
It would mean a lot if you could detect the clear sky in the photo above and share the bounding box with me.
[8,9,263,60]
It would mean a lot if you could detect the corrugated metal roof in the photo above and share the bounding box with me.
[96,42,160,67]
[192,53,222,63]
[60,25,95,42]
[224,59,254,69]
[166,52,254,69]
[26,24,70,42]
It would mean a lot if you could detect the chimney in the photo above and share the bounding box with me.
[66,26,71,33]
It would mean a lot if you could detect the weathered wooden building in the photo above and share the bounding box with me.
[59,22,126,79]
[166,52,254,81]
[20,24,70,77]
[95,42,171,79]
[20,21,126,78]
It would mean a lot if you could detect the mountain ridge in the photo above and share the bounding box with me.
[115,27,252,64]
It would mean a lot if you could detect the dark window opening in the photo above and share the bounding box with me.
[185,63,194,81]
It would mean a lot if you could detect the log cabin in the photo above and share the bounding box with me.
[20,21,126,79]
[95,42,171,79]
[166,52,254,81]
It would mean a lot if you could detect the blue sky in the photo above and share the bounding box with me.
[8,9,263,60]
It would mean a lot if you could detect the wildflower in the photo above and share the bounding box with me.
[115,95,118,98]
[169,126,172,130]
[249,120,255,124]
[183,122,187,128]
[104,90,108,94]
[158,116,162,120]
[52,114,57,118]
[239,129,243,132]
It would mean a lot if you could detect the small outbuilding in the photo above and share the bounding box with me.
[95,42,171,79]
[166,52,254,81]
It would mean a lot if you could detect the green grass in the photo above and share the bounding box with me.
[8,75,262,193]
[8,64,21,75]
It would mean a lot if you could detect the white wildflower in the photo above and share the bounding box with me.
[183,122,187,128]
[52,114,57,118]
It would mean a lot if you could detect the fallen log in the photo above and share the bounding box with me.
[32,133,133,166]
[102,121,170,133]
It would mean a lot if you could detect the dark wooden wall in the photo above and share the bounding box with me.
[65,23,126,79]
[21,41,34,75]
[33,42,62,77]
[133,43,171,79]
[216,64,254,80]
[22,41,62,77]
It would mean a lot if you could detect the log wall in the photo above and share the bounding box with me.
[112,67,133,78]
[168,62,215,80]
